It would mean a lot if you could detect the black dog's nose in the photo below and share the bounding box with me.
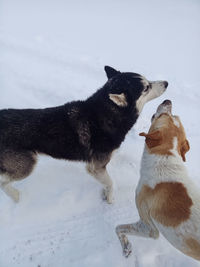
[164,81,168,88]
[162,99,172,105]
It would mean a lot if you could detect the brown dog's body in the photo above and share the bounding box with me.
[116,100,200,261]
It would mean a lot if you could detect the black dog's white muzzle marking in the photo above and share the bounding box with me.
[136,79,168,114]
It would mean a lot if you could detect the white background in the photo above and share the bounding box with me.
[0,0,200,266]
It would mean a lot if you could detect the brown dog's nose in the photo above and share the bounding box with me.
[162,99,172,105]
[164,81,168,88]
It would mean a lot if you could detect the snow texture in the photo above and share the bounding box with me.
[0,0,200,266]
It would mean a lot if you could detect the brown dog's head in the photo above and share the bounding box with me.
[139,100,190,161]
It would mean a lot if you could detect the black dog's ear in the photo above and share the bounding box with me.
[104,66,120,79]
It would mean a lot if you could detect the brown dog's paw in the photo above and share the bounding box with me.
[123,241,132,258]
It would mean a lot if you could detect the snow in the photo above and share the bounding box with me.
[0,0,200,266]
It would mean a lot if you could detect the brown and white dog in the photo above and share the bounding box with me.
[116,100,200,261]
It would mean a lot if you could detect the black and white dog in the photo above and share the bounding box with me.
[0,66,168,203]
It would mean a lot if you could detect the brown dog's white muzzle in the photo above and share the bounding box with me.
[151,99,172,121]
[157,99,172,114]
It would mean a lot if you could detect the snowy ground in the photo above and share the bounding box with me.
[0,0,200,266]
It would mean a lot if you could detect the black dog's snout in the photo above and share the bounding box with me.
[162,99,172,105]
[164,81,168,88]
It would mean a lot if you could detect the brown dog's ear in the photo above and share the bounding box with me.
[180,139,190,162]
[139,130,162,148]
[139,132,148,137]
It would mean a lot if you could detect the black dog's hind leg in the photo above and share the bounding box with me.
[0,177,20,202]
[86,154,114,204]
[0,150,37,202]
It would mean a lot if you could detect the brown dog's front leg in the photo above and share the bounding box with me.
[116,220,159,257]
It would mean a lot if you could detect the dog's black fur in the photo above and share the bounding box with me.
[1,67,146,164]
[0,66,167,202]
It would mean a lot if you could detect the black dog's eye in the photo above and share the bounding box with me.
[144,85,149,92]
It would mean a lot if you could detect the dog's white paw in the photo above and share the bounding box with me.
[102,188,114,204]
[123,241,132,258]
[12,189,20,203]
[8,187,20,203]
[2,184,20,203]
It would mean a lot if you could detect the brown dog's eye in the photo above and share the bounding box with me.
[151,114,155,122]
[144,85,149,92]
